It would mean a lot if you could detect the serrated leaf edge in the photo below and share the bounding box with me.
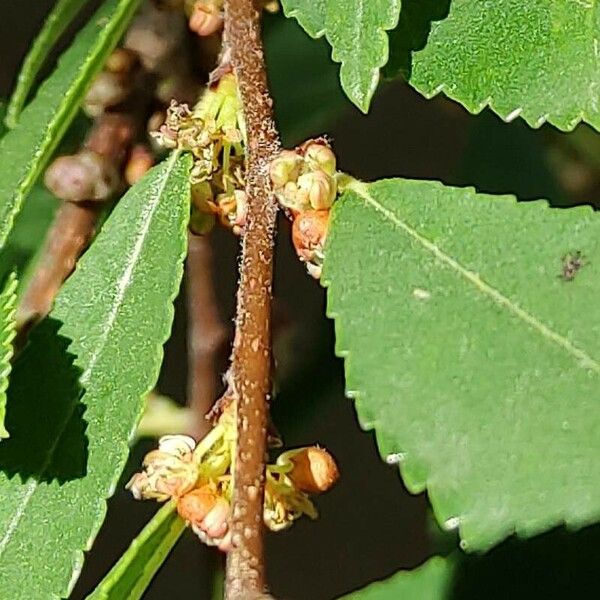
[282,1,401,112]
[5,0,88,128]
[0,0,142,251]
[66,152,191,598]
[410,81,598,133]
[0,152,190,599]
[321,177,600,551]
[0,272,18,439]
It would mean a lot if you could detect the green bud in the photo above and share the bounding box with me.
[269,150,302,188]
[303,142,337,175]
[297,170,337,210]
[191,181,214,212]
[275,181,311,212]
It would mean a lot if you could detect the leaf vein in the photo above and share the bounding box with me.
[349,180,600,373]
[0,152,181,560]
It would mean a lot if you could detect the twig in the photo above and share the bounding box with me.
[16,202,101,328]
[186,232,229,438]
[222,1,281,598]
[16,113,136,328]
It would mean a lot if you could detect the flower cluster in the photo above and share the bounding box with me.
[269,139,340,278]
[152,72,247,234]
[155,1,279,38]
[127,407,339,550]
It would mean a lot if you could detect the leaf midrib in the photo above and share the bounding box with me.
[0,152,180,560]
[346,179,600,373]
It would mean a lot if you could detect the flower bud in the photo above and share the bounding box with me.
[104,48,138,75]
[179,487,232,550]
[189,3,223,37]
[158,434,196,460]
[127,441,200,501]
[44,151,118,202]
[201,497,230,538]
[297,170,337,210]
[303,142,337,175]
[261,0,280,13]
[275,181,310,213]
[269,150,302,188]
[126,472,169,502]
[232,189,247,234]
[176,486,218,527]
[83,71,130,118]
[292,210,329,260]
[44,154,98,202]
[285,447,339,494]
[125,144,154,185]
[291,210,329,278]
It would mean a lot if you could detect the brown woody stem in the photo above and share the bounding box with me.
[16,113,136,328]
[186,232,229,438]
[222,0,280,598]
[16,202,101,328]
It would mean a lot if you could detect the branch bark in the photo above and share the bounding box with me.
[16,113,136,328]
[222,1,281,598]
[186,232,229,438]
[16,202,101,327]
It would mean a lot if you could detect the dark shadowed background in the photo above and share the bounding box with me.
[2,2,600,599]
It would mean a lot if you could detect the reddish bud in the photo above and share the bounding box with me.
[201,497,229,538]
[287,447,339,493]
[292,210,329,261]
[83,71,130,118]
[176,486,218,526]
[125,145,154,185]
[291,210,330,278]
[44,151,118,202]
[189,3,223,37]
[104,48,138,75]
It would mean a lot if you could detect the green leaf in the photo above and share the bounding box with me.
[87,502,185,600]
[280,0,401,112]
[0,0,142,251]
[323,178,600,552]
[0,152,191,598]
[343,522,600,598]
[0,101,6,138]
[0,273,17,440]
[264,14,354,145]
[390,0,600,131]
[4,0,90,128]
[341,556,454,599]
[0,184,61,286]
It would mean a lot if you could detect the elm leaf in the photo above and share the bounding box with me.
[0,152,191,598]
[324,178,600,552]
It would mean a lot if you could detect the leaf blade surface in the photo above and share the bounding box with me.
[324,178,600,551]
[0,152,191,598]
[0,0,141,249]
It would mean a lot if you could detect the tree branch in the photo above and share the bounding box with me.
[222,1,280,598]
[16,113,136,328]
[186,232,229,439]
[16,202,101,328]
